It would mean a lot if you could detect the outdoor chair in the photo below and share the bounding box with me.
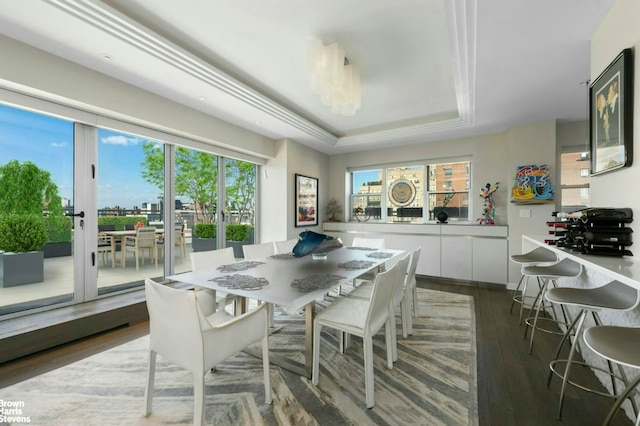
[122,226,157,270]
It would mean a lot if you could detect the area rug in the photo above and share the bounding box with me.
[1,289,477,425]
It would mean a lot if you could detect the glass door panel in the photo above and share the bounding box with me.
[174,147,218,270]
[224,159,256,257]
[96,129,165,294]
[0,104,75,316]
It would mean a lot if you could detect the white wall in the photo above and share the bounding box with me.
[506,121,557,285]
[259,138,330,242]
[259,140,288,243]
[590,0,640,221]
[328,120,559,286]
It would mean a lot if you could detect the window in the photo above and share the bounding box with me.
[350,160,470,223]
[560,148,590,212]
[0,99,260,319]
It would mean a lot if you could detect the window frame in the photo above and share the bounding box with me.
[349,159,471,223]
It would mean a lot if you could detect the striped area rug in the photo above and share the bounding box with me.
[1,288,477,425]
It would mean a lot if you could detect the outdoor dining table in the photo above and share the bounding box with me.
[167,246,406,378]
[99,228,164,266]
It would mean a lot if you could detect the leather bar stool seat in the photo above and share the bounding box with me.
[510,246,558,324]
[584,325,640,425]
[522,258,582,354]
[545,280,640,420]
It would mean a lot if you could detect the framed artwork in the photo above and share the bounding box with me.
[295,174,318,227]
[510,164,554,204]
[590,48,634,176]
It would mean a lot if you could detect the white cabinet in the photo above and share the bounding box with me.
[473,238,508,284]
[322,222,508,285]
[441,236,473,280]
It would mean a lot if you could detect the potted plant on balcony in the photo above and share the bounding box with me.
[42,215,73,258]
[0,214,48,287]
[226,224,251,258]
[192,223,217,252]
[0,160,70,258]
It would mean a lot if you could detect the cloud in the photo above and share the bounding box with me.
[50,141,68,148]
[101,135,144,146]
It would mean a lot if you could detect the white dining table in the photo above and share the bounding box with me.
[167,246,406,378]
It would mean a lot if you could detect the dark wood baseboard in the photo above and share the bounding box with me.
[0,289,148,364]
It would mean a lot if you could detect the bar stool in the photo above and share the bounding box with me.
[509,246,558,324]
[584,325,640,425]
[545,280,640,420]
[522,258,583,354]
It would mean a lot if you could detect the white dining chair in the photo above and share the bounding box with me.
[348,253,411,359]
[274,238,298,254]
[352,237,386,249]
[404,246,422,335]
[242,241,275,259]
[189,247,238,315]
[312,261,399,408]
[143,278,271,426]
[349,236,387,290]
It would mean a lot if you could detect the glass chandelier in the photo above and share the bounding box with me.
[307,39,361,116]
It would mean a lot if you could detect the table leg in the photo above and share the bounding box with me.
[305,301,316,378]
[242,301,316,379]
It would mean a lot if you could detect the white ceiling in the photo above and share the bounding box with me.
[0,0,616,155]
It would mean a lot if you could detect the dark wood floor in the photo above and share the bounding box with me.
[0,279,634,425]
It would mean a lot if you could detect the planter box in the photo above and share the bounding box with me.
[226,241,246,258]
[192,236,217,252]
[43,241,72,258]
[0,251,44,287]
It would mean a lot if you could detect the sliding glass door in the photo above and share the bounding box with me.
[0,104,75,316]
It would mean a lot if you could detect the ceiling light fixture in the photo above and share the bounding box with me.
[307,39,361,117]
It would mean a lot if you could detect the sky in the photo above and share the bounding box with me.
[352,170,380,190]
[0,104,169,209]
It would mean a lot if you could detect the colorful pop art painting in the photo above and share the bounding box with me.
[511,164,554,204]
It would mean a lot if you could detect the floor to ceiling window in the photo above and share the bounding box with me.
[96,128,166,294]
[0,99,260,319]
[0,104,75,316]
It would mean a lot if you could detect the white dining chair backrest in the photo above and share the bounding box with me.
[274,238,298,254]
[366,261,400,334]
[352,237,386,249]
[391,254,411,307]
[243,242,275,259]
[144,278,271,424]
[189,247,235,271]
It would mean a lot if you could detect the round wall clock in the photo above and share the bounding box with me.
[389,179,416,206]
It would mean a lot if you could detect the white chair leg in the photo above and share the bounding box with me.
[364,334,375,408]
[412,286,419,317]
[312,323,322,386]
[385,319,394,368]
[267,303,275,328]
[193,373,205,426]
[143,351,157,417]
[262,334,272,404]
[390,306,398,362]
[400,298,409,339]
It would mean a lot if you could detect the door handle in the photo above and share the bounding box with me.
[66,211,85,218]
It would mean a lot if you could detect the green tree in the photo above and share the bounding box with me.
[225,159,256,224]
[0,160,63,217]
[141,143,218,223]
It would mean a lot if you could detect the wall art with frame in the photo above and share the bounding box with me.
[295,174,318,227]
[590,48,634,176]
